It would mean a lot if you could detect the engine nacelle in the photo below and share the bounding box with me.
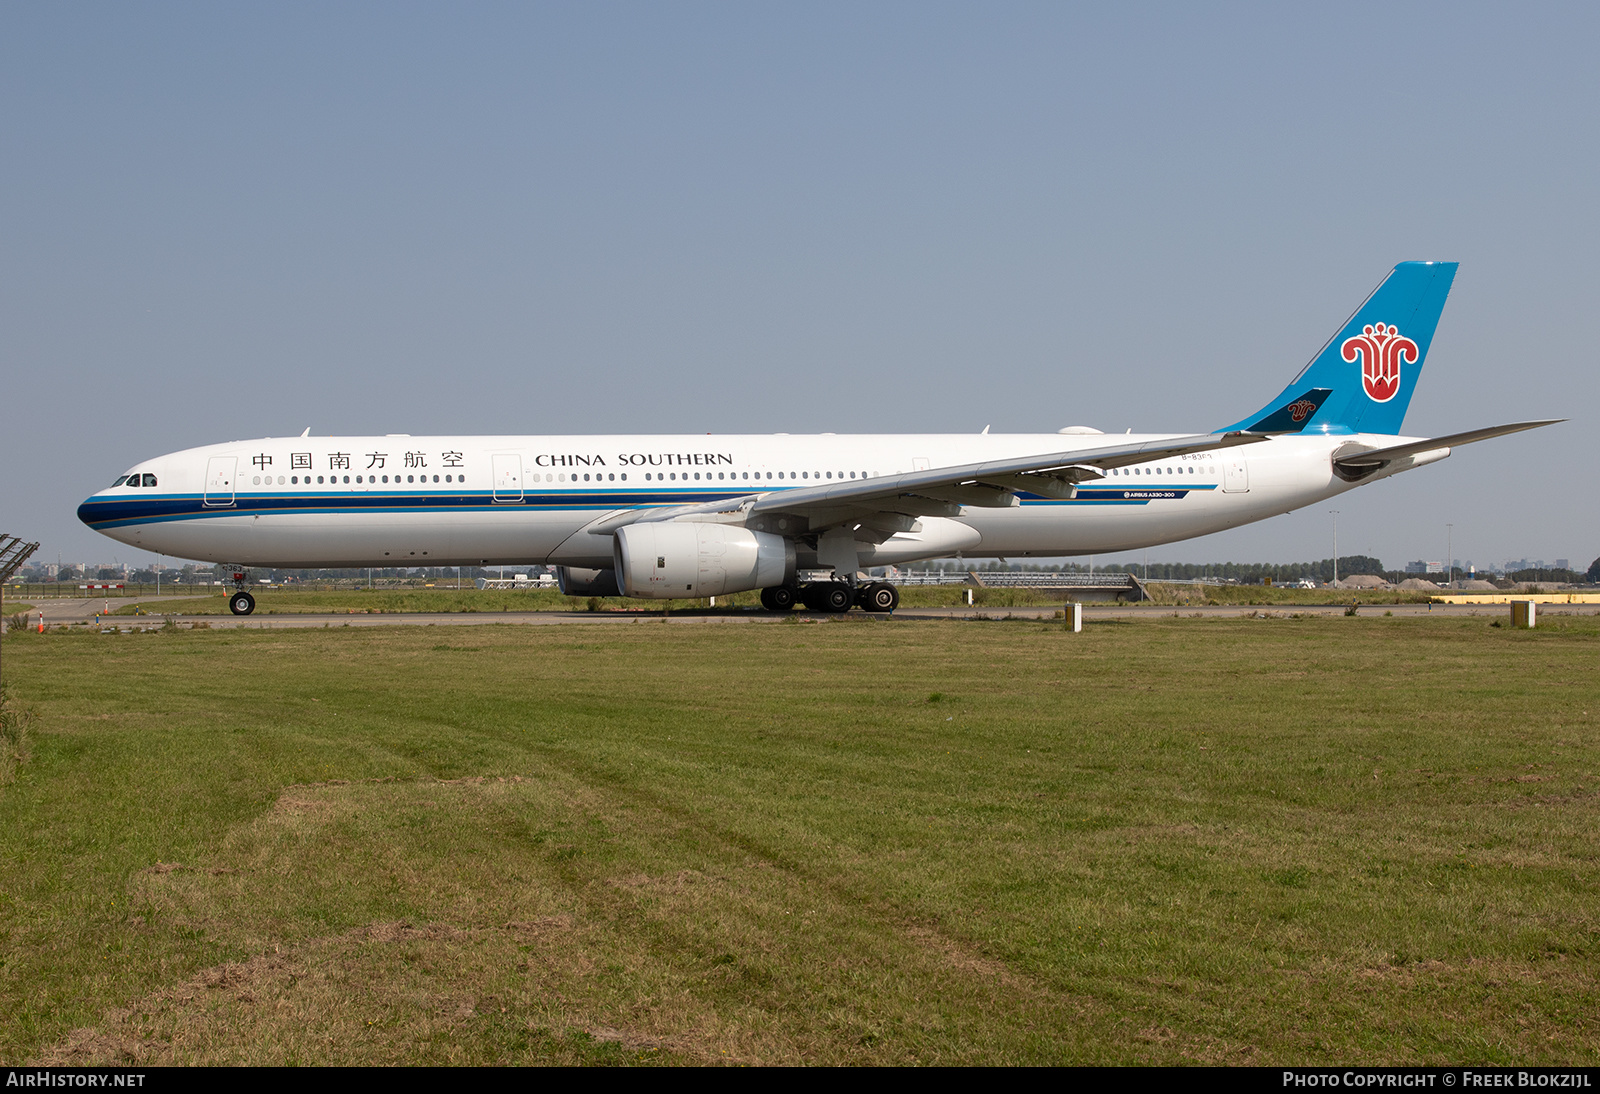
[554,566,621,596]
[614,522,795,599]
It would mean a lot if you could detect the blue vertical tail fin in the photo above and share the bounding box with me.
[1222,261,1458,436]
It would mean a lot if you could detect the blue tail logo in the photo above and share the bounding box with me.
[1224,261,1458,435]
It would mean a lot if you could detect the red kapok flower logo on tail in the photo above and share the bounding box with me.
[1341,323,1418,403]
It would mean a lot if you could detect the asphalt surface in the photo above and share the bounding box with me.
[16,594,1597,630]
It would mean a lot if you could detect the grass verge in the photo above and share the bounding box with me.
[1,615,1596,1064]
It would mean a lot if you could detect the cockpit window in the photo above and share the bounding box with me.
[111,476,128,487]
[142,473,158,487]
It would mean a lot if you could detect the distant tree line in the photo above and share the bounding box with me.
[1507,567,1585,585]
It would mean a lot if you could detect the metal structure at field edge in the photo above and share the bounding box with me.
[76,262,1562,616]
[0,535,42,689]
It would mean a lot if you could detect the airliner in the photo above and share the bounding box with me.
[78,262,1558,615]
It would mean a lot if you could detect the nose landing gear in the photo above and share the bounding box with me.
[227,570,256,615]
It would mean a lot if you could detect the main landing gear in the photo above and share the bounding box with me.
[759,580,899,614]
[227,570,256,615]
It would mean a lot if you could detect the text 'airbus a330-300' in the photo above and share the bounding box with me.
[80,262,1560,614]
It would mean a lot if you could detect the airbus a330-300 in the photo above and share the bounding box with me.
[79,262,1558,615]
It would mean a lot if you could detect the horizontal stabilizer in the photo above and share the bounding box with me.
[1333,419,1563,475]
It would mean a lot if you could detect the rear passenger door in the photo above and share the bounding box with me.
[1222,457,1250,493]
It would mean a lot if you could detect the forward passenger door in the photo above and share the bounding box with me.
[203,456,237,507]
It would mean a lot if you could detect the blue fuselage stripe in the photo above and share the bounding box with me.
[78,483,1218,530]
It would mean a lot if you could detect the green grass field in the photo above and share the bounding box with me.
[1,614,1596,1065]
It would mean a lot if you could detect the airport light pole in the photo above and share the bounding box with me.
[1446,524,1453,586]
[1329,511,1340,587]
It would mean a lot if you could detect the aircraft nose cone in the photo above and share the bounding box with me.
[77,496,101,527]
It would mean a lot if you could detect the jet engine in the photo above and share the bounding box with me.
[614,522,795,599]
[554,566,621,596]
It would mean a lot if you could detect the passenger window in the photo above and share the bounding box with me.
[343,475,350,484]
[620,473,627,481]
[318,476,325,484]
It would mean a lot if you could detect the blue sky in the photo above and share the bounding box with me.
[4,3,1594,570]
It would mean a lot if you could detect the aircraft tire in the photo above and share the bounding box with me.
[760,586,797,611]
[858,582,898,612]
[819,583,853,613]
[229,591,256,616]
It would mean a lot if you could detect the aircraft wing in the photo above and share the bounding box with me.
[606,431,1267,537]
[1333,419,1564,475]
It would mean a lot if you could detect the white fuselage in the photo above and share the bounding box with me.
[79,431,1441,569]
